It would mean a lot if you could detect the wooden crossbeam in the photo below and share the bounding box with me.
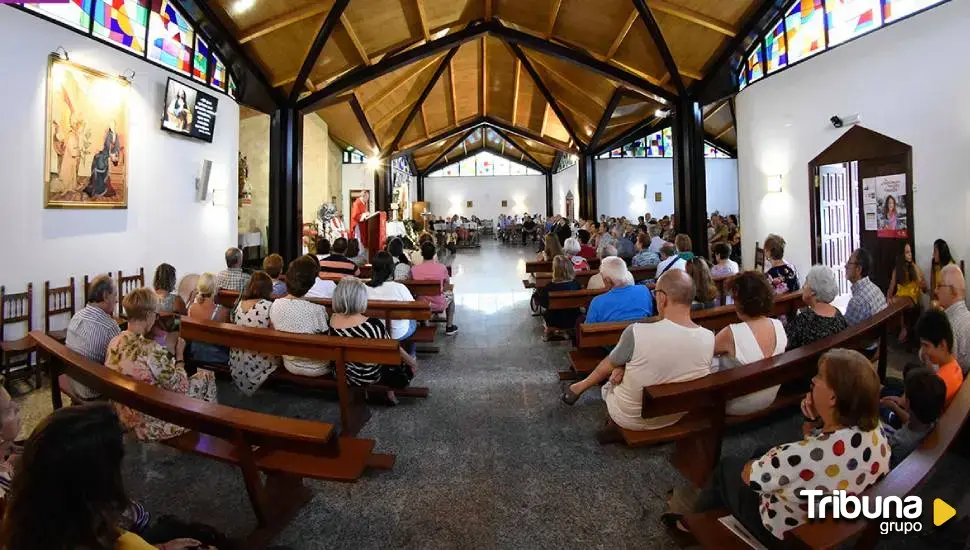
[490,126,546,171]
[540,104,549,137]
[714,124,733,141]
[448,59,458,124]
[589,88,624,151]
[692,0,779,95]
[397,118,483,154]
[484,115,575,154]
[362,57,440,115]
[509,43,584,149]
[350,94,380,154]
[607,8,639,60]
[480,37,488,116]
[648,0,737,37]
[341,14,371,66]
[420,104,430,138]
[547,0,563,38]
[424,126,481,171]
[415,0,431,41]
[238,3,331,44]
[512,59,521,125]
[529,55,607,109]
[387,48,460,154]
[289,0,350,102]
[632,0,685,96]
[485,0,493,19]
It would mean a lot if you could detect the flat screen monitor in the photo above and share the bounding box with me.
[161,77,218,143]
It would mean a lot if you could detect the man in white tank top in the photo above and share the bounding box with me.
[562,270,714,431]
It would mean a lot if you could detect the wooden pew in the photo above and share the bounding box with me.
[215,289,239,308]
[534,266,656,289]
[610,301,907,487]
[712,274,737,306]
[308,296,437,345]
[31,331,392,549]
[526,258,601,273]
[179,317,422,435]
[683,364,970,549]
[559,292,806,380]
[548,288,607,310]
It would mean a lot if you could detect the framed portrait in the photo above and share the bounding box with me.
[45,56,130,208]
[501,200,508,207]
[655,192,662,202]
[466,201,473,208]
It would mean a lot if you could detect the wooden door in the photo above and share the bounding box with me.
[817,163,855,296]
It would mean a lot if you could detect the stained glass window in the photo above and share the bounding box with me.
[92,0,149,54]
[705,144,732,158]
[458,157,476,176]
[738,69,748,91]
[210,53,227,91]
[441,164,459,177]
[765,19,788,73]
[476,152,495,176]
[228,75,237,99]
[826,0,882,46]
[493,156,510,176]
[610,147,623,158]
[24,0,92,31]
[147,0,193,76]
[785,0,825,64]
[192,34,209,83]
[884,0,944,22]
[747,43,765,82]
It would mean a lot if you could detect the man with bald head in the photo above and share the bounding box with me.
[585,256,654,322]
[935,264,970,375]
[562,270,715,434]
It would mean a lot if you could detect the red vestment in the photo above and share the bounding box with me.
[350,197,368,246]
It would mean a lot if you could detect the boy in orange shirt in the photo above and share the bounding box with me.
[916,310,965,404]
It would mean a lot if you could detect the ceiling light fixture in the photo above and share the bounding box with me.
[231,0,256,15]
[655,109,670,118]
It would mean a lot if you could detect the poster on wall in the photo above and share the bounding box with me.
[862,179,878,231]
[161,78,218,143]
[45,56,130,209]
[866,174,908,238]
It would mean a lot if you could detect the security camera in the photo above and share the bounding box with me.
[830,116,844,128]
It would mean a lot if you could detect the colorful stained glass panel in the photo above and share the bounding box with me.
[493,156,510,176]
[210,53,227,91]
[476,152,495,176]
[147,0,194,76]
[738,69,748,91]
[458,157,476,177]
[747,43,765,82]
[92,0,149,54]
[765,19,788,73]
[785,0,826,63]
[228,75,237,100]
[826,0,882,46]
[884,0,945,22]
[24,0,92,31]
[192,35,209,83]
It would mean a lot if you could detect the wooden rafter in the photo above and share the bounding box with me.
[714,124,733,141]
[529,54,607,109]
[490,126,546,170]
[428,140,546,174]
[387,48,460,155]
[424,126,480,170]
[546,0,563,38]
[485,116,575,154]
[238,3,331,44]
[341,14,371,66]
[509,42,584,149]
[398,118,483,154]
[648,0,737,37]
[448,59,458,124]
[589,89,624,151]
[414,0,431,41]
[610,59,664,87]
[692,0,780,95]
[480,37,488,116]
[485,0,493,19]
[289,0,350,101]
[349,95,380,154]
[420,104,430,137]
[540,105,549,137]
[596,116,665,155]
[362,57,440,115]
[632,0,685,96]
[607,8,639,60]
[512,59,521,125]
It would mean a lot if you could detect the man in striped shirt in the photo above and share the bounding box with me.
[64,275,120,399]
[217,247,251,292]
[319,237,361,277]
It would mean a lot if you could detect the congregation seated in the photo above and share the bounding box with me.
[536,256,581,340]
[269,255,331,377]
[935,264,970,375]
[521,215,538,245]
[388,237,413,281]
[763,234,799,294]
[328,278,418,403]
[646,224,666,254]
[708,214,729,253]
[784,265,847,350]
[64,274,120,400]
[307,255,337,298]
[550,215,572,246]
[263,253,287,297]
[536,233,563,263]
[367,251,420,351]
[888,242,926,342]
[152,263,187,315]
[347,237,368,267]
[107,288,217,442]
[316,237,331,261]
[881,367,946,469]
[932,238,957,290]
[686,258,718,311]
[595,223,616,257]
[411,242,458,335]
[632,233,660,268]
[216,246,250,292]
[613,227,636,261]
[709,242,739,278]
[319,237,360,277]
[561,270,714,434]
[915,310,964,404]
[671,349,889,547]
[845,247,887,326]
[229,272,280,395]
[185,273,230,365]
[656,243,685,276]
[586,244,616,290]
[712,272,787,416]
[585,257,653,324]
[410,232,435,265]
[562,237,589,271]
[576,229,597,261]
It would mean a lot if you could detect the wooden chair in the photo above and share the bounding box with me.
[32,331,393,549]
[116,268,145,317]
[44,277,76,342]
[0,284,40,390]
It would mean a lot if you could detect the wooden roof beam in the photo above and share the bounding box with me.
[546,0,563,38]
[420,104,430,137]
[713,124,733,141]
[349,94,381,155]
[512,59,521,125]
[289,0,350,102]
[424,126,482,171]
[386,48,460,155]
[691,0,781,96]
[589,88,624,151]
[485,0,493,19]
[529,54,608,109]
[238,3,332,44]
[632,0,685,96]
[648,0,737,37]
[607,8,639,60]
[484,115,576,154]
[480,37,488,116]
[362,57,440,115]
[509,42,584,150]
[415,0,431,41]
[448,59,458,125]
[490,126,547,171]
[427,142,547,174]
[341,14,371,66]
[398,118,484,154]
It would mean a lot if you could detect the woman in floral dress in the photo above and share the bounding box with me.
[230,272,280,395]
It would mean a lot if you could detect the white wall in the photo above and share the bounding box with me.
[0,8,239,334]
[595,158,739,219]
[552,163,579,218]
[424,174,547,219]
[735,0,969,278]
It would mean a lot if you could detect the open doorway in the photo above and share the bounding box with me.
[809,126,914,295]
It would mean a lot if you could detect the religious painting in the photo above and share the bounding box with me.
[466,201,473,208]
[45,56,130,208]
[655,192,663,202]
[501,200,508,207]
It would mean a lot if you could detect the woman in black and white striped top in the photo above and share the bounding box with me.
[328,277,417,398]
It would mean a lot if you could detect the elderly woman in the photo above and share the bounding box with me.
[764,234,799,294]
[713,272,787,416]
[328,277,417,400]
[632,233,660,268]
[536,255,582,340]
[786,265,848,350]
[667,349,889,548]
[230,272,281,395]
[186,273,230,364]
[105,288,217,441]
[562,237,589,271]
[269,255,331,377]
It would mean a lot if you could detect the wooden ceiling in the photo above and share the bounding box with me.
[216,0,757,170]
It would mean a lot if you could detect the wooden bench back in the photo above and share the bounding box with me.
[307,298,432,321]
[526,258,602,273]
[117,268,145,317]
[29,331,336,454]
[535,266,656,289]
[215,289,240,309]
[548,288,607,310]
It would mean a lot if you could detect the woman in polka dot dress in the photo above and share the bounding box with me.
[664,349,890,548]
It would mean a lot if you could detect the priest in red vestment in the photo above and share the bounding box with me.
[349,190,370,246]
